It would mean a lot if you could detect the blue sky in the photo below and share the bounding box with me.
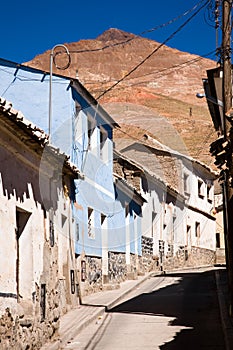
[2,0,219,64]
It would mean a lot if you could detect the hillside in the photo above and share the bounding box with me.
[25,28,217,166]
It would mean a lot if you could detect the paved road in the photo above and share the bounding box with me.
[64,268,226,349]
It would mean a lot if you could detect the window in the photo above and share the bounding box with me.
[195,222,200,238]
[159,240,165,255]
[198,180,204,199]
[61,214,67,228]
[216,233,221,248]
[40,284,46,321]
[207,184,213,203]
[184,173,189,194]
[70,270,75,294]
[100,127,108,159]
[167,244,174,256]
[15,207,31,302]
[87,115,95,149]
[76,223,80,241]
[49,211,55,247]
[101,214,106,225]
[187,225,191,247]
[151,211,157,237]
[125,203,129,217]
[88,208,95,239]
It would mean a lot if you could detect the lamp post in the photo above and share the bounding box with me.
[49,44,71,143]
[196,93,223,108]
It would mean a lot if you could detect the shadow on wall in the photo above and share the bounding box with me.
[0,144,69,212]
[108,269,226,349]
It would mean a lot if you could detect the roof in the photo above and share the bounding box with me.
[0,97,83,178]
[113,149,144,173]
[113,173,147,206]
[142,134,218,177]
[113,149,185,203]
[115,137,217,188]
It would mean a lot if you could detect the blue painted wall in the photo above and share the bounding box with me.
[0,59,73,155]
[0,58,143,260]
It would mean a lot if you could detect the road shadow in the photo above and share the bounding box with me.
[108,269,227,349]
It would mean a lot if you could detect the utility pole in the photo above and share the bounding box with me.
[222,0,233,316]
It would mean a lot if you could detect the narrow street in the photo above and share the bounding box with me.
[63,268,226,350]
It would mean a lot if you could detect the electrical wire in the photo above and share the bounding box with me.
[67,0,210,55]
[96,0,211,100]
[87,49,216,96]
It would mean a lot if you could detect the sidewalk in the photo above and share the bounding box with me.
[41,272,156,350]
[41,267,233,350]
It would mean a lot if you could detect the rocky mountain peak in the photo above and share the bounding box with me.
[96,28,136,42]
[25,28,217,166]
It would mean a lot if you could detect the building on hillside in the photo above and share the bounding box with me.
[114,136,217,269]
[0,98,82,348]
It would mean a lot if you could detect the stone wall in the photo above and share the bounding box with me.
[164,246,216,270]
[108,252,127,283]
[81,256,103,296]
[141,236,159,273]
[215,248,226,265]
[0,283,60,350]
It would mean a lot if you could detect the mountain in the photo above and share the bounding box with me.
[25,28,217,166]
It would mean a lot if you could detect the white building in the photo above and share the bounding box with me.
[115,136,217,269]
[0,98,82,348]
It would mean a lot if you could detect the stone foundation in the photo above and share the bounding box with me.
[81,256,103,296]
[164,246,216,270]
[215,248,226,265]
[0,284,60,350]
[141,236,159,273]
[108,252,127,283]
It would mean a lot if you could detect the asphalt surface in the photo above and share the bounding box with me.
[64,268,226,349]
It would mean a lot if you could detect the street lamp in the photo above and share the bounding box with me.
[196,92,223,107]
[49,44,71,143]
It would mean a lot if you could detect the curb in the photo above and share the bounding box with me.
[41,272,155,349]
[41,266,218,349]
[41,307,106,350]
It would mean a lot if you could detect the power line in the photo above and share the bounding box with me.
[87,49,216,95]
[67,0,209,55]
[96,0,211,100]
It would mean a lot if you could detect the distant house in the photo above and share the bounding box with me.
[0,98,82,348]
[115,136,217,269]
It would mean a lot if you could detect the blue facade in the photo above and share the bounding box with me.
[0,58,143,261]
